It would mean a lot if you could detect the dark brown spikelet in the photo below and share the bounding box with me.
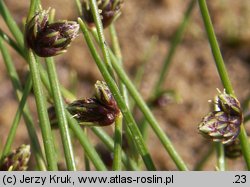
[224,139,242,159]
[67,81,120,126]
[198,89,243,145]
[82,0,122,28]
[25,9,79,57]
[0,144,31,171]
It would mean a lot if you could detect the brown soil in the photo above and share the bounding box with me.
[0,0,250,170]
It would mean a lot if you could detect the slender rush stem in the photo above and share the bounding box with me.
[198,0,250,170]
[28,51,58,170]
[79,18,156,171]
[0,0,24,48]
[215,143,226,171]
[109,50,188,171]
[198,0,233,94]
[112,113,123,170]
[109,24,125,171]
[0,75,32,160]
[46,57,76,171]
[90,26,188,170]
[91,127,139,170]
[83,128,90,171]
[153,0,196,95]
[0,28,24,56]
[0,37,46,171]
[66,113,107,171]
[89,0,115,78]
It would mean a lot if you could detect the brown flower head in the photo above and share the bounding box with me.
[67,81,120,126]
[81,0,122,28]
[198,111,241,144]
[0,144,31,171]
[25,9,79,57]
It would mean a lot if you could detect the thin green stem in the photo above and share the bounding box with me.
[91,127,139,170]
[194,145,214,171]
[153,0,196,96]
[45,57,76,171]
[215,143,226,171]
[91,22,188,170]
[75,0,83,15]
[89,0,115,78]
[0,74,32,161]
[79,18,156,171]
[109,24,125,171]
[28,51,58,170]
[109,50,188,171]
[0,0,24,48]
[66,112,107,171]
[0,28,24,56]
[83,128,91,171]
[198,0,250,170]
[27,0,39,22]
[112,113,123,170]
[0,37,46,170]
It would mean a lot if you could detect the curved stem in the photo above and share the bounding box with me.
[198,0,250,170]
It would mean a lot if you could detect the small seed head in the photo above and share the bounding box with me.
[0,144,31,171]
[81,0,122,28]
[198,111,241,144]
[25,9,79,57]
[215,89,242,116]
[224,138,242,159]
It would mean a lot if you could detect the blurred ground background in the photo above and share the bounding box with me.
[0,0,250,170]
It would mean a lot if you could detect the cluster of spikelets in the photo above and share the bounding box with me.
[0,145,30,171]
[198,89,243,145]
[12,0,123,170]
[25,0,122,57]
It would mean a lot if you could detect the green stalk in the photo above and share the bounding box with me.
[194,145,214,170]
[28,50,58,170]
[91,127,139,170]
[0,0,24,48]
[109,24,125,171]
[45,57,76,171]
[27,0,39,22]
[0,37,46,171]
[0,28,24,56]
[112,113,123,170]
[198,0,250,170]
[0,75,32,160]
[153,0,196,95]
[90,24,188,170]
[79,18,156,171]
[89,0,115,78]
[215,143,225,171]
[83,128,90,171]
[66,113,107,171]
[109,50,188,171]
